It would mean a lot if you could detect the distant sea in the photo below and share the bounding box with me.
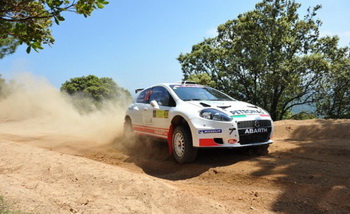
[292,104,315,114]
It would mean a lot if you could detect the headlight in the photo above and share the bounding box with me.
[200,109,232,121]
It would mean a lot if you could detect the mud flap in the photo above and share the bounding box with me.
[167,124,174,155]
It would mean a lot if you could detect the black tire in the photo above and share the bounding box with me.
[123,118,135,142]
[172,126,198,163]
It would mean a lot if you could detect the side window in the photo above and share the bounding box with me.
[150,86,175,107]
[136,88,152,103]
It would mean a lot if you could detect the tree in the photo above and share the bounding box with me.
[0,74,7,98]
[290,111,316,120]
[178,0,327,120]
[0,37,19,59]
[61,75,131,102]
[0,74,16,98]
[314,36,350,118]
[185,73,216,87]
[0,0,109,56]
[61,75,131,113]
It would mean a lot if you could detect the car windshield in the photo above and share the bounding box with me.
[170,85,235,101]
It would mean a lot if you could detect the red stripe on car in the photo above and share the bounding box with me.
[133,124,169,138]
[199,139,218,146]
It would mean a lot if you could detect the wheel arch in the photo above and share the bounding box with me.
[124,115,132,123]
[123,115,135,140]
[167,115,194,155]
[171,115,190,130]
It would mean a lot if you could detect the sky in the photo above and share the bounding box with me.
[1,0,350,93]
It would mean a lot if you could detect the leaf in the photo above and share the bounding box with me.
[54,17,60,25]
[26,46,31,54]
[57,16,65,21]
[97,0,109,4]
[96,3,104,9]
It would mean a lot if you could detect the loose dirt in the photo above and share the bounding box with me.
[1,119,349,214]
[0,74,349,213]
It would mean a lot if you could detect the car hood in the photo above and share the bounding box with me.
[186,100,270,117]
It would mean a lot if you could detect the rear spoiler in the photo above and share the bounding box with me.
[181,81,196,85]
[135,88,144,94]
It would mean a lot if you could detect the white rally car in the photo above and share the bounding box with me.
[124,82,273,163]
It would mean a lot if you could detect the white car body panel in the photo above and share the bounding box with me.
[125,83,273,148]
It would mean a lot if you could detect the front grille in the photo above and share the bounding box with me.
[237,120,271,129]
[237,120,272,144]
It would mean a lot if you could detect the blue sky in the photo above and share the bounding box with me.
[1,0,349,93]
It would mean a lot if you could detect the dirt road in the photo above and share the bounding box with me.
[0,119,349,214]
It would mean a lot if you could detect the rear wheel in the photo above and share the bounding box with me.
[123,118,135,142]
[172,126,197,163]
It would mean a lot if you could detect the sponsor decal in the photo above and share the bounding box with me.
[229,128,236,135]
[231,114,271,118]
[244,128,268,134]
[231,115,247,118]
[231,109,263,115]
[153,110,169,118]
[198,129,222,134]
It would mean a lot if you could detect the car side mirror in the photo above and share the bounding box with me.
[150,100,160,110]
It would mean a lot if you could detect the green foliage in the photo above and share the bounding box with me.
[61,75,131,112]
[0,195,8,213]
[0,37,19,59]
[185,73,216,87]
[281,110,293,120]
[0,74,6,98]
[0,74,14,99]
[178,0,330,120]
[314,36,350,119]
[0,195,26,214]
[0,0,109,56]
[290,111,317,120]
[61,75,129,101]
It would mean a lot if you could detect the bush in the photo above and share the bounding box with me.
[61,75,131,113]
[290,111,317,120]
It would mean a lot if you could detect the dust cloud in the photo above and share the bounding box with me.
[0,72,129,151]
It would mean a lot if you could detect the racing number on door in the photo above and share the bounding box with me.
[229,128,236,135]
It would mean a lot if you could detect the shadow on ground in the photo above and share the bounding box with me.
[250,120,350,213]
[110,137,255,180]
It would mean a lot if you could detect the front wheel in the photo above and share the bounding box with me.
[172,126,198,163]
[249,144,269,156]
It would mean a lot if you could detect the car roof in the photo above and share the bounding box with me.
[154,82,205,88]
[134,82,207,95]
